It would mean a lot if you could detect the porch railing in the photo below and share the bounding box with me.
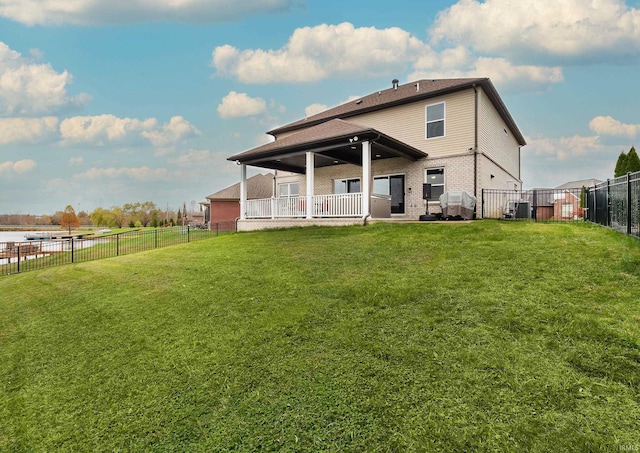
[244,193,363,219]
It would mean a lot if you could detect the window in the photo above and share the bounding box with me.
[334,178,360,194]
[278,182,299,198]
[426,102,445,139]
[425,168,444,200]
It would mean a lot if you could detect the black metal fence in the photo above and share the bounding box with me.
[585,172,640,237]
[482,188,583,221]
[0,223,236,276]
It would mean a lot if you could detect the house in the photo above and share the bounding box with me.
[553,190,582,220]
[205,173,274,229]
[227,78,526,231]
[555,178,602,190]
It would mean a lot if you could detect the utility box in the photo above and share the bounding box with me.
[370,194,391,218]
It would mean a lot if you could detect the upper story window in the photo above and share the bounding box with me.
[426,102,445,139]
[278,182,299,198]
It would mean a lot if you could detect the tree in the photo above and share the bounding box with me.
[138,201,157,227]
[614,151,627,177]
[90,207,109,227]
[61,205,81,234]
[625,146,640,174]
[110,206,126,228]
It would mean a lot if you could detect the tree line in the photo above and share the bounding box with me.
[0,202,195,228]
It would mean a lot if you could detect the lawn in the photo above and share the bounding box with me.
[1,221,639,452]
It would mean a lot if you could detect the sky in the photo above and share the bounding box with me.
[1,0,640,215]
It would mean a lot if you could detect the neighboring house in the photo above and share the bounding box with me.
[553,190,582,220]
[205,173,274,228]
[555,179,602,190]
[228,78,526,231]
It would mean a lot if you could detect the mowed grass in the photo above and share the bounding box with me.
[1,221,639,452]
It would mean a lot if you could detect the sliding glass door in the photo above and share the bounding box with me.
[374,174,405,214]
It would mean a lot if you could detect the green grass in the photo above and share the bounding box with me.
[1,221,639,452]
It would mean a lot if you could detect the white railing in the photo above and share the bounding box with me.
[274,196,306,218]
[244,198,272,218]
[244,193,363,219]
[312,193,362,217]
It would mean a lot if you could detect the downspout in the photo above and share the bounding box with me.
[473,84,478,199]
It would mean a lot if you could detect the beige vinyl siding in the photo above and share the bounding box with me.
[344,89,476,158]
[477,89,521,179]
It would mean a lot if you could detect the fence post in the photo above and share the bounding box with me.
[627,172,632,235]
[116,233,119,256]
[17,245,20,273]
[71,237,74,263]
[592,186,597,224]
[607,179,611,227]
[481,189,485,218]
[155,229,158,249]
[187,225,190,243]
[215,222,219,236]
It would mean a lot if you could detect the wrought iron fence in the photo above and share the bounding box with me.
[0,223,236,276]
[585,172,640,237]
[482,188,583,221]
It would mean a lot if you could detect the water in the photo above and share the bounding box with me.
[0,230,99,265]
[0,231,34,243]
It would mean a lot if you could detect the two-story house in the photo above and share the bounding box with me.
[227,78,526,231]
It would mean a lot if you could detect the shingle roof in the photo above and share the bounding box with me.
[228,119,374,162]
[555,178,603,190]
[206,173,274,201]
[227,118,426,169]
[267,78,525,146]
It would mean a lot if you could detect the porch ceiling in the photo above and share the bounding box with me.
[228,119,427,174]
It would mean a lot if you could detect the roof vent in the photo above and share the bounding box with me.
[392,79,399,90]
[355,99,362,104]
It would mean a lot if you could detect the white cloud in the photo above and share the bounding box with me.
[430,0,640,63]
[305,103,329,117]
[410,55,564,92]
[217,91,267,119]
[0,0,301,26]
[60,114,157,145]
[0,159,37,174]
[212,22,427,83]
[525,134,605,162]
[0,117,58,144]
[74,166,169,181]
[212,22,563,92]
[59,114,199,147]
[68,156,84,166]
[168,150,215,167]
[141,116,201,146]
[0,42,90,116]
[589,115,640,137]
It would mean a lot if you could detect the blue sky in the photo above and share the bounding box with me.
[1,0,640,215]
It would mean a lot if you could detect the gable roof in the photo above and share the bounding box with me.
[268,78,525,146]
[206,173,273,201]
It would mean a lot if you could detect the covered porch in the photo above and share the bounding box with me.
[228,119,426,227]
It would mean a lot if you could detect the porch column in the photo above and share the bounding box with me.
[306,151,314,219]
[239,163,247,220]
[362,141,371,217]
